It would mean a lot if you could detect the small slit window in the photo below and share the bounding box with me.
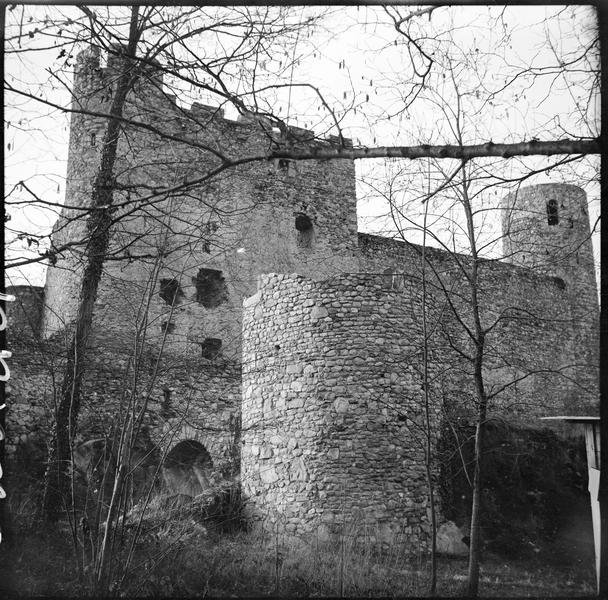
[201,221,218,254]
[90,132,96,147]
[546,199,559,226]
[295,213,314,248]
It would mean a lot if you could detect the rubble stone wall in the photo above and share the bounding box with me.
[6,285,240,478]
[241,272,444,545]
[358,232,598,419]
[42,46,359,362]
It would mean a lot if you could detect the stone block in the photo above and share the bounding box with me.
[289,456,309,481]
[436,521,469,556]
[288,397,305,409]
[327,447,340,460]
[260,466,279,484]
[333,398,349,413]
[310,305,329,320]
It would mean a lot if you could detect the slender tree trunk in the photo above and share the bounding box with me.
[421,181,437,596]
[466,399,486,597]
[41,6,142,521]
[457,161,488,597]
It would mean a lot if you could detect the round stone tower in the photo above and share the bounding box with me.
[501,184,595,282]
[241,272,444,546]
[501,184,599,413]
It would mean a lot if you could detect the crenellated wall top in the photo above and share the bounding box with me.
[74,46,352,148]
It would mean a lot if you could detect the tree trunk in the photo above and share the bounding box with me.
[458,161,488,597]
[41,6,142,521]
[466,401,486,596]
[421,193,437,596]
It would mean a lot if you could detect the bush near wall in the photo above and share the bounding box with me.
[438,420,589,558]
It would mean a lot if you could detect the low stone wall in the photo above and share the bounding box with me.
[241,272,443,547]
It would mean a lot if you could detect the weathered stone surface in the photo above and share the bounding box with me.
[260,466,279,484]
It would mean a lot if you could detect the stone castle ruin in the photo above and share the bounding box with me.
[7,46,599,546]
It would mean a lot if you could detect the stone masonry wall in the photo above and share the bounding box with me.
[7,44,598,549]
[358,232,598,420]
[43,46,359,362]
[501,184,599,411]
[5,284,240,478]
[241,272,445,546]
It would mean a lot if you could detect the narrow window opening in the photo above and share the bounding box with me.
[90,132,96,147]
[201,337,222,359]
[546,199,559,226]
[295,213,314,248]
[161,388,172,413]
[276,158,296,176]
[192,268,229,308]
[159,278,183,305]
[382,267,394,289]
[202,221,219,253]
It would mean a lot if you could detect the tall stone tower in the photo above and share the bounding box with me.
[501,183,599,412]
[43,45,359,361]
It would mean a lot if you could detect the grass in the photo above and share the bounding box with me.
[0,492,596,598]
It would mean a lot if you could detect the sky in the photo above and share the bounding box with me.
[4,4,600,290]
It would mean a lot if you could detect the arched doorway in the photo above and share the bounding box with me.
[162,440,213,497]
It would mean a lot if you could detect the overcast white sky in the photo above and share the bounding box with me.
[4,4,600,290]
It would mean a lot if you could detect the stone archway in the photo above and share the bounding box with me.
[162,440,213,497]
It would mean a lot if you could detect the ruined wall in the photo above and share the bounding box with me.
[241,272,445,546]
[7,284,240,478]
[358,232,598,420]
[5,340,240,483]
[5,286,53,458]
[43,45,359,363]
